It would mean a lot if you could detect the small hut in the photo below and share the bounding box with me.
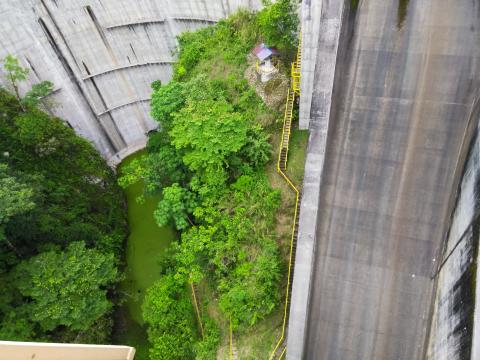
[252,43,279,82]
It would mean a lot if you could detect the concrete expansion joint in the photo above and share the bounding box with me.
[97,98,151,117]
[105,18,167,29]
[82,61,175,80]
[174,16,218,23]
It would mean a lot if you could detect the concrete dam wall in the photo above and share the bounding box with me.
[288,0,480,359]
[0,0,260,164]
[427,100,480,360]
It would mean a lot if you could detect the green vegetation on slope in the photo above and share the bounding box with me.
[118,2,299,358]
[0,58,127,343]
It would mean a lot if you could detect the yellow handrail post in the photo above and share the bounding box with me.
[229,319,233,360]
[190,281,204,339]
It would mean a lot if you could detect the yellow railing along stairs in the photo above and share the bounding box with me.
[268,39,302,360]
[230,34,302,360]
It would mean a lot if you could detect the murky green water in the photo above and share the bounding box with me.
[113,151,177,360]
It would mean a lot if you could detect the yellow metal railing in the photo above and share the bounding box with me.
[269,35,302,360]
[292,35,302,95]
[229,319,233,360]
[190,282,204,338]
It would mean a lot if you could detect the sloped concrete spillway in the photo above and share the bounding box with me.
[297,1,480,359]
[0,0,260,164]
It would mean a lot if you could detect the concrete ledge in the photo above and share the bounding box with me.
[105,18,166,29]
[286,126,327,360]
[174,16,219,23]
[108,138,149,167]
[287,0,344,358]
[97,98,151,116]
[82,61,174,80]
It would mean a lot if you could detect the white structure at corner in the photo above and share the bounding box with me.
[0,341,135,360]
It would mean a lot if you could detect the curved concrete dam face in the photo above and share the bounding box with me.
[301,1,480,359]
[0,0,260,164]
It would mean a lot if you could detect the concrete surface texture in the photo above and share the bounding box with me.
[427,107,480,360]
[298,0,322,129]
[287,0,344,357]
[301,0,480,359]
[0,0,260,164]
[0,341,135,360]
[298,0,343,130]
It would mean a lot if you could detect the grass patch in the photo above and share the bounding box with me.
[288,127,309,185]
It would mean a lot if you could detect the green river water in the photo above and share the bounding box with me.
[113,151,177,360]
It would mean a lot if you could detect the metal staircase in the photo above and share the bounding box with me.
[278,89,296,172]
[269,40,303,360]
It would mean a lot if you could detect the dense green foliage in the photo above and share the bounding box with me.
[258,0,299,53]
[13,242,118,332]
[174,175,281,327]
[118,4,298,357]
[173,11,260,80]
[142,275,196,360]
[0,57,127,343]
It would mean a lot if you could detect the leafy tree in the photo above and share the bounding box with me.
[258,0,299,52]
[22,81,54,108]
[151,81,185,131]
[3,55,28,102]
[0,164,34,226]
[13,241,117,331]
[0,90,127,255]
[142,274,196,360]
[118,133,187,197]
[0,311,36,341]
[218,237,281,327]
[193,317,221,360]
[229,126,271,175]
[172,175,281,328]
[3,55,53,108]
[0,60,126,344]
[0,164,35,255]
[154,184,197,230]
[151,80,162,91]
[170,99,248,179]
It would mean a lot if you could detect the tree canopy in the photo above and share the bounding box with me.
[258,0,299,53]
[142,274,196,360]
[13,241,117,332]
[0,56,127,343]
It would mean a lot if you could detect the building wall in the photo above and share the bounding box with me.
[0,0,261,164]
